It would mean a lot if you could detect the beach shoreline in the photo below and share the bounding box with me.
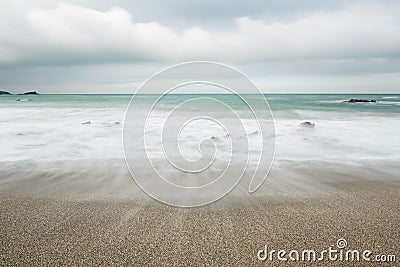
[1,94,399,265]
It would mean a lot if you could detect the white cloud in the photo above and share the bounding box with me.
[0,0,399,93]
[0,1,399,66]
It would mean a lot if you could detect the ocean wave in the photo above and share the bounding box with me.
[1,95,400,166]
[381,96,399,99]
[318,100,345,103]
[379,101,400,105]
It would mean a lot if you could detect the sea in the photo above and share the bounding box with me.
[0,94,399,198]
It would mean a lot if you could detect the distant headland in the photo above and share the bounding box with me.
[0,90,39,95]
[17,91,39,95]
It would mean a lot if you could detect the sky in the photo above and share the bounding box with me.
[0,0,399,94]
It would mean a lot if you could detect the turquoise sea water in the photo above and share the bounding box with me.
[0,93,399,196]
[0,93,399,160]
[1,93,399,115]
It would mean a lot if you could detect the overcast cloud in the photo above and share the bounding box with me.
[0,0,399,93]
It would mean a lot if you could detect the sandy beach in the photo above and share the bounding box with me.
[1,169,399,266]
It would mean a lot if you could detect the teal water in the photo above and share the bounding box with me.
[1,94,399,116]
[0,93,399,197]
[0,93,399,163]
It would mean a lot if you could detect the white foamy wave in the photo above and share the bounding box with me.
[379,101,400,105]
[318,100,345,103]
[1,95,400,180]
[381,96,399,99]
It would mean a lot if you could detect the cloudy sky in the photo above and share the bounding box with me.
[0,0,399,93]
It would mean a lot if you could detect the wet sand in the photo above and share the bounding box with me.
[1,179,399,266]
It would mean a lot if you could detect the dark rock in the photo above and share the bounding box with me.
[299,121,315,128]
[81,121,91,125]
[0,90,11,95]
[342,98,376,103]
[18,91,39,95]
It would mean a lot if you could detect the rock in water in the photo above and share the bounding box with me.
[342,98,376,103]
[0,91,11,95]
[81,121,91,125]
[299,121,315,128]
